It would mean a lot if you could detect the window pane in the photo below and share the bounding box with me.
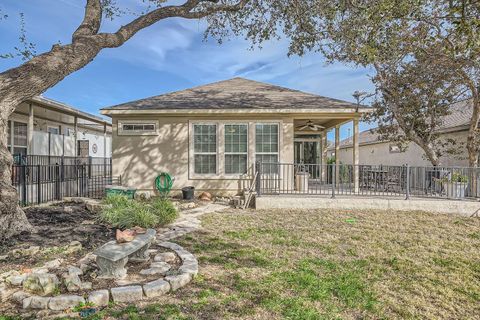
[193,124,216,153]
[225,124,247,153]
[255,124,278,153]
[194,154,216,174]
[225,154,247,174]
[13,122,27,147]
[48,127,60,135]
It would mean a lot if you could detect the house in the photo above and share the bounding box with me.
[101,78,370,195]
[9,95,112,163]
[329,100,471,167]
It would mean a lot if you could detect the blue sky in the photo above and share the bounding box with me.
[0,0,375,140]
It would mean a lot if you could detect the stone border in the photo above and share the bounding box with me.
[11,241,198,311]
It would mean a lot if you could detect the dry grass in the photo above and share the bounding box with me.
[82,208,480,320]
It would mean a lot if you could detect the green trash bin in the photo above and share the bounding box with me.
[105,186,136,199]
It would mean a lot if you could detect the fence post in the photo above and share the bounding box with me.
[37,164,41,205]
[331,163,336,199]
[405,164,410,200]
[255,161,261,197]
[21,165,27,206]
[55,164,61,200]
[88,156,92,178]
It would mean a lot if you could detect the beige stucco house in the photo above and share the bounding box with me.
[101,78,369,195]
[329,100,471,167]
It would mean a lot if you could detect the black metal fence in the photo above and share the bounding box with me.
[12,154,111,166]
[256,162,480,200]
[11,161,120,206]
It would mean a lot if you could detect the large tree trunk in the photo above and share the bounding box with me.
[0,113,34,239]
[0,42,103,239]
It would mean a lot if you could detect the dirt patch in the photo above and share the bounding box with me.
[0,202,115,254]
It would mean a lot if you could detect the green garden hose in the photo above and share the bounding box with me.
[155,173,174,198]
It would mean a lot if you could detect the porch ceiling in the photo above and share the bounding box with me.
[294,118,352,133]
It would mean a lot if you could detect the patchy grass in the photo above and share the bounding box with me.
[82,209,479,319]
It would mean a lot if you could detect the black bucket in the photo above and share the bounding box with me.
[182,186,195,200]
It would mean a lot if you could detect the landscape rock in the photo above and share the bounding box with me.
[6,274,26,286]
[165,273,192,291]
[198,192,213,201]
[23,296,50,309]
[179,261,199,277]
[31,267,49,274]
[78,253,96,265]
[0,284,17,302]
[0,270,20,282]
[139,266,170,276]
[12,291,30,304]
[23,273,59,296]
[154,252,177,263]
[0,255,8,261]
[63,274,82,292]
[111,286,143,303]
[65,241,82,253]
[142,279,171,298]
[48,294,85,311]
[67,266,83,276]
[44,258,63,269]
[87,290,109,307]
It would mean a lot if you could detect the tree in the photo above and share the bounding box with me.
[367,52,465,166]
[0,0,317,238]
[285,0,480,166]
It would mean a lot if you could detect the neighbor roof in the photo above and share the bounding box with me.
[102,77,361,111]
[337,99,472,148]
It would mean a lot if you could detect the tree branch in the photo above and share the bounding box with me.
[93,0,248,48]
[72,0,102,41]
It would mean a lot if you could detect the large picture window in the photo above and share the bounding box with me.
[256,123,279,173]
[224,124,248,174]
[193,124,217,174]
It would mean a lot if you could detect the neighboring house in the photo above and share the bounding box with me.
[101,78,369,195]
[329,100,471,166]
[8,95,112,162]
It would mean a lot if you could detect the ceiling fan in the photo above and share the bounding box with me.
[296,120,325,131]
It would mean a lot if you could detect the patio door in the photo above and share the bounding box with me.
[294,139,321,178]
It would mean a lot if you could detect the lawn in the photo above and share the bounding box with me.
[87,208,479,319]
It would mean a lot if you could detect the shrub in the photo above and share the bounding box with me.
[151,198,178,226]
[99,195,178,229]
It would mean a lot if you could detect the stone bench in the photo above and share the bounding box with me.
[94,229,156,279]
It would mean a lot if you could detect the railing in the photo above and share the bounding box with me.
[12,154,111,166]
[11,163,120,206]
[255,162,480,200]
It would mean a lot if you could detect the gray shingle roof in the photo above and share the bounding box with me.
[339,99,472,148]
[102,77,360,111]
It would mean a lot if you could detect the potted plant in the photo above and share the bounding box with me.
[441,172,468,199]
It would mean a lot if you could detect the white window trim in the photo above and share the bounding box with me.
[224,123,249,176]
[8,120,28,155]
[189,120,282,180]
[118,119,159,136]
[190,122,219,178]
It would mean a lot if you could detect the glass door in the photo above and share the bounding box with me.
[294,139,321,178]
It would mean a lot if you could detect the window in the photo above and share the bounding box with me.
[118,120,158,135]
[225,124,248,174]
[47,126,60,135]
[122,123,156,132]
[193,124,217,174]
[255,123,279,163]
[8,121,27,156]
